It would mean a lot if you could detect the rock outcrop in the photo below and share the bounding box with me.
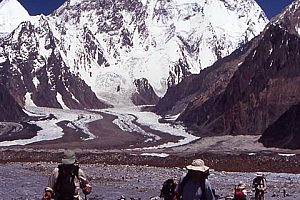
[0,84,27,121]
[259,102,300,149]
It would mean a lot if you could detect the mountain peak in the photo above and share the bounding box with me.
[0,0,30,36]
[68,0,81,6]
[47,0,268,106]
[270,0,300,36]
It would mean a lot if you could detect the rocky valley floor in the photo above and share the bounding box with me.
[0,162,299,200]
[0,107,299,199]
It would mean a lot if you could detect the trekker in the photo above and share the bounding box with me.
[252,172,266,200]
[42,150,92,200]
[173,159,215,200]
[233,181,247,200]
[160,178,177,200]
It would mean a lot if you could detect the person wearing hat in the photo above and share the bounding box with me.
[252,172,266,200]
[42,149,92,200]
[233,181,247,200]
[173,159,215,200]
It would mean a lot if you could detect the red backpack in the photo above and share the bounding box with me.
[234,188,246,200]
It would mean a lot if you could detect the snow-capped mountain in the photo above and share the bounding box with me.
[0,0,268,109]
[0,16,109,109]
[46,0,268,106]
[0,0,30,36]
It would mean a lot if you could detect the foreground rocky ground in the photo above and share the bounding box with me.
[1,161,299,200]
[0,108,299,199]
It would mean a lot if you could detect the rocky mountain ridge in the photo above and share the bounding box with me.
[0,17,108,110]
[0,84,26,121]
[155,0,300,148]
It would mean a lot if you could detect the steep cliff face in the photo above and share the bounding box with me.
[259,102,300,149]
[0,18,109,109]
[154,38,259,116]
[179,23,300,136]
[0,84,27,121]
[132,78,160,105]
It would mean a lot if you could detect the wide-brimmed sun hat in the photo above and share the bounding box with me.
[62,149,76,165]
[186,159,209,172]
[238,181,246,189]
[256,172,263,176]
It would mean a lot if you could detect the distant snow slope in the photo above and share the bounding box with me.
[0,0,30,36]
[46,0,268,105]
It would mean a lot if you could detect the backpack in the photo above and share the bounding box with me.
[234,188,246,200]
[177,172,207,200]
[161,173,208,200]
[253,176,266,190]
[54,164,80,200]
[160,178,177,200]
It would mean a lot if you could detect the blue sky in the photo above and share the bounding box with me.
[255,0,294,18]
[17,0,294,19]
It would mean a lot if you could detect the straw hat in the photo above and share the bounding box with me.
[186,159,209,172]
[62,149,76,165]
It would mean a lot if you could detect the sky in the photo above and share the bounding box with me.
[255,0,294,18]
[18,0,65,15]
[16,0,294,19]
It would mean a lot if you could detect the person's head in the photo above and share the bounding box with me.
[186,159,210,180]
[237,181,246,189]
[61,149,77,165]
[256,172,263,177]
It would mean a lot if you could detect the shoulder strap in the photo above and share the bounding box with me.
[200,179,206,200]
[177,173,190,196]
[57,164,66,181]
[72,165,79,183]
[54,165,64,193]
[74,165,79,179]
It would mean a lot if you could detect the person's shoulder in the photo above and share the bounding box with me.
[53,167,59,172]
[204,179,212,187]
[50,167,59,176]
[180,173,188,181]
[78,167,86,176]
[78,168,84,173]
